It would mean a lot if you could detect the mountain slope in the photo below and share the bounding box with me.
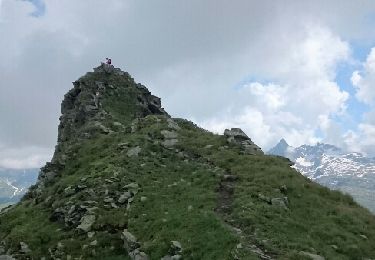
[268,140,375,213]
[0,64,374,259]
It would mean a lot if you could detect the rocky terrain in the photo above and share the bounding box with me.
[0,64,374,259]
[0,168,38,209]
[268,139,375,213]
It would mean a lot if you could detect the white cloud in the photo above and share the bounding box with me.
[199,25,350,150]
[0,145,52,169]
[343,124,375,156]
[1,0,375,166]
[351,47,375,105]
[347,47,375,156]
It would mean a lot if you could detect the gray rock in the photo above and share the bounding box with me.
[129,248,149,260]
[77,214,96,232]
[161,256,182,260]
[104,197,114,203]
[224,128,249,140]
[125,182,139,191]
[271,197,289,210]
[127,146,142,157]
[299,251,325,260]
[93,121,112,134]
[19,241,31,254]
[118,142,129,149]
[161,130,178,139]
[258,193,271,204]
[222,175,238,181]
[140,196,147,202]
[93,63,115,74]
[122,230,140,251]
[0,256,15,260]
[162,139,178,148]
[113,122,123,127]
[167,119,181,130]
[64,186,76,196]
[118,192,132,204]
[224,128,263,155]
[280,185,288,193]
[170,241,182,255]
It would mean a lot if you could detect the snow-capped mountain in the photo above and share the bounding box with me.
[0,168,39,208]
[268,140,375,213]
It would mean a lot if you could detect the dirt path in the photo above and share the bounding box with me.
[215,173,274,260]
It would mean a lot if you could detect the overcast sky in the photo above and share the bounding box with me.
[1,0,375,168]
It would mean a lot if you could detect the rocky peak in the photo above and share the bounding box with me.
[57,63,168,145]
[278,138,289,147]
[26,64,169,201]
[267,138,294,157]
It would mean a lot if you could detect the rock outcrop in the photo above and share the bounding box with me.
[224,128,263,155]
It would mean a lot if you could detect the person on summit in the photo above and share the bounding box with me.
[105,58,112,65]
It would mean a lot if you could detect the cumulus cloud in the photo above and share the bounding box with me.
[199,25,350,149]
[1,0,375,167]
[0,144,52,169]
[348,48,375,156]
[351,48,375,105]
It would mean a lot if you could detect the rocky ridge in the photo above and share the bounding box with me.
[0,64,374,259]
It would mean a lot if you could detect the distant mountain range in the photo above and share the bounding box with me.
[0,168,39,208]
[268,139,375,213]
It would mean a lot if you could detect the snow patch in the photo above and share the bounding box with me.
[295,157,314,167]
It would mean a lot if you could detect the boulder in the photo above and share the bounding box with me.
[162,139,178,148]
[77,214,96,232]
[125,182,139,191]
[161,130,178,139]
[19,242,31,254]
[224,128,263,155]
[122,230,140,251]
[271,197,289,210]
[222,175,238,182]
[224,128,249,140]
[258,193,271,204]
[170,241,182,255]
[118,192,133,204]
[127,146,142,157]
[128,248,149,260]
[299,251,325,260]
[167,119,181,130]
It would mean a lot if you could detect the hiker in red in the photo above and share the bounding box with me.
[105,58,112,65]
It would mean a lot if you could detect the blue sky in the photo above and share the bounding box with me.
[24,0,45,17]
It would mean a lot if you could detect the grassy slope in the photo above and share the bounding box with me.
[0,70,374,259]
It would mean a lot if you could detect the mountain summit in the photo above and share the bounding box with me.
[267,139,291,157]
[0,64,375,259]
